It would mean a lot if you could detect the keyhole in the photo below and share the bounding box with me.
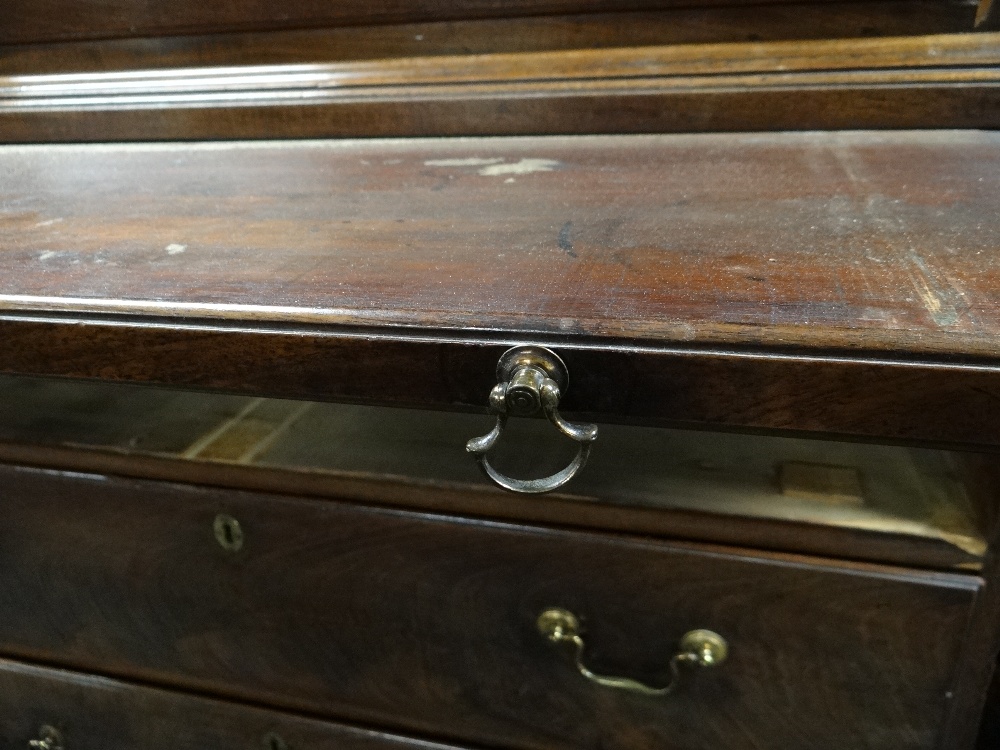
[262,732,288,750]
[213,513,244,552]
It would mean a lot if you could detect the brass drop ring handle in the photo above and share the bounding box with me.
[537,608,727,696]
[466,346,597,494]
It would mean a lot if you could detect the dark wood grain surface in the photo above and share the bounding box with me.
[3,81,997,141]
[978,665,1000,748]
[0,657,471,750]
[1,0,977,45]
[0,5,981,75]
[2,33,998,140]
[1,133,1000,445]
[2,132,997,357]
[0,464,980,750]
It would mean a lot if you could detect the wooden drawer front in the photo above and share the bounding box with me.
[0,464,978,750]
[0,656,468,750]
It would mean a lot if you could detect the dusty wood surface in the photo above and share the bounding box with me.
[2,133,1000,445]
[1,132,998,356]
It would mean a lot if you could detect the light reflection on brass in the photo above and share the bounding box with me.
[28,726,63,750]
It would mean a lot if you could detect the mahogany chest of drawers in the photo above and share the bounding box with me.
[2,3,1000,749]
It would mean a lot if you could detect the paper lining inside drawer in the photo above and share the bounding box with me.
[0,374,987,560]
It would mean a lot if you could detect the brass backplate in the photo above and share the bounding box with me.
[497,346,568,392]
[537,607,581,641]
[679,629,728,667]
[213,513,244,552]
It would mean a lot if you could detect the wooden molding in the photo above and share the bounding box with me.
[1,33,998,138]
[0,4,982,75]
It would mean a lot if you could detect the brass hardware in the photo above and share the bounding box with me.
[537,608,727,696]
[28,726,63,750]
[262,732,289,750]
[466,346,598,493]
[213,513,243,552]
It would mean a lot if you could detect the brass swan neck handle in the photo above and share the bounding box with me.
[537,608,728,696]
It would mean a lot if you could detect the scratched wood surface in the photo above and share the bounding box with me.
[0,464,979,750]
[2,132,1000,446]
[1,131,998,357]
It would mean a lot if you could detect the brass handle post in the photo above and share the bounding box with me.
[466,346,597,494]
[537,608,727,696]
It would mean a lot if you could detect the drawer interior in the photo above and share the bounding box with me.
[0,374,991,569]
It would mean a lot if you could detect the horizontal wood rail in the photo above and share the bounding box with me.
[1,33,998,138]
[0,4,981,75]
[4,33,999,99]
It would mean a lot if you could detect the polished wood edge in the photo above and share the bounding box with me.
[1,34,997,139]
[3,69,997,109]
[0,443,985,573]
[4,305,1000,372]
[4,290,1000,362]
[4,33,997,97]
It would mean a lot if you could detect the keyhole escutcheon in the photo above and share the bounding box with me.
[213,513,244,552]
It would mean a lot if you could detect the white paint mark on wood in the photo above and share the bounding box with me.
[166,243,187,255]
[424,157,503,167]
[478,158,561,176]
